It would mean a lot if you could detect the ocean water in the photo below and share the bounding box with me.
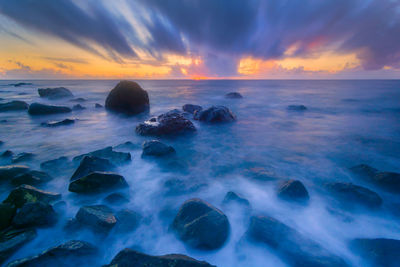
[0,79,400,266]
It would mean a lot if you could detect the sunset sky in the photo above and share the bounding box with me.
[0,0,399,79]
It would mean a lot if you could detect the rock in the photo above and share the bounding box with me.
[0,228,36,264]
[114,141,137,150]
[349,164,378,178]
[38,87,73,99]
[0,141,3,146]
[28,103,71,115]
[105,248,215,267]
[40,157,69,170]
[12,152,34,163]
[115,209,141,233]
[95,103,103,108]
[41,119,75,127]
[243,166,278,181]
[324,182,382,209]
[136,110,196,136]
[172,198,229,250]
[0,101,29,112]
[225,92,243,99]
[68,171,128,194]
[368,172,400,194]
[350,238,400,267]
[103,193,129,205]
[287,105,307,111]
[11,170,53,186]
[12,202,57,228]
[0,203,16,230]
[7,240,97,267]
[0,165,30,182]
[70,156,115,181]
[277,179,309,203]
[3,185,61,208]
[163,179,206,196]
[182,104,202,114]
[1,150,13,158]
[73,146,131,165]
[75,205,116,232]
[142,140,176,157]
[70,97,86,102]
[72,104,85,110]
[10,82,32,87]
[222,191,250,207]
[105,81,149,115]
[246,216,348,267]
[194,106,236,122]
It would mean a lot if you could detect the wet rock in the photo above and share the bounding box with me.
[222,191,250,207]
[0,228,36,264]
[11,170,53,186]
[243,167,278,181]
[115,209,141,233]
[12,202,57,228]
[142,140,176,157]
[136,110,196,136]
[7,240,97,267]
[0,165,30,182]
[12,152,34,163]
[72,104,85,110]
[368,172,400,194]
[103,193,129,205]
[246,216,348,267]
[350,238,400,267]
[73,146,131,165]
[114,141,137,150]
[163,179,206,196]
[40,156,69,170]
[70,97,86,102]
[95,103,103,108]
[277,179,309,203]
[68,171,128,194]
[0,203,16,230]
[105,248,215,267]
[1,150,13,158]
[3,184,61,208]
[172,198,229,250]
[182,104,202,114]
[10,82,32,87]
[225,92,243,99]
[0,101,29,112]
[287,105,307,111]
[105,81,149,115]
[75,205,116,232]
[41,118,75,127]
[70,156,115,181]
[0,141,3,146]
[194,106,236,122]
[38,87,73,99]
[349,164,378,178]
[28,103,72,115]
[324,182,382,210]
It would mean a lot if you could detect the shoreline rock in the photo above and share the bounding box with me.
[183,104,202,114]
[142,140,175,157]
[70,156,115,181]
[225,92,243,99]
[38,87,73,99]
[0,228,37,264]
[277,179,309,203]
[3,184,61,208]
[194,106,236,122]
[0,101,29,112]
[28,103,72,115]
[69,171,128,194]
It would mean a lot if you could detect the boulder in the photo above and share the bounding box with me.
[11,170,53,186]
[41,119,75,127]
[103,193,129,205]
[105,248,215,267]
[350,238,400,267]
[246,216,348,267]
[136,110,196,136]
[115,209,141,233]
[0,228,36,264]
[68,171,128,194]
[114,141,137,150]
[73,146,131,165]
[172,198,229,250]
[277,180,309,203]
[225,92,243,99]
[70,156,115,181]
[105,81,149,115]
[40,157,69,170]
[7,240,97,267]
[182,104,202,114]
[324,182,382,209]
[28,103,71,115]
[1,150,13,158]
[0,203,16,230]
[194,106,236,122]
[222,191,250,207]
[75,205,116,232]
[349,164,378,178]
[95,103,103,108]
[287,105,307,111]
[3,184,61,208]
[12,152,34,163]
[38,87,73,99]
[368,172,400,194]
[0,165,30,182]
[12,202,57,228]
[142,140,175,157]
[0,101,29,112]
[72,104,85,110]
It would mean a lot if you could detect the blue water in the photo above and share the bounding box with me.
[1,80,400,266]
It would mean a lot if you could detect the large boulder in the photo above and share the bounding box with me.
[142,140,176,157]
[225,92,243,99]
[246,216,349,267]
[70,156,115,181]
[172,198,229,250]
[68,171,128,194]
[0,228,36,264]
[194,106,236,122]
[0,101,29,112]
[75,205,116,232]
[105,81,149,115]
[0,203,16,230]
[3,185,61,208]
[12,201,57,228]
[28,103,71,115]
[136,110,196,136]
[350,238,400,267]
[8,240,97,267]
[222,191,250,208]
[11,170,53,186]
[105,248,215,267]
[277,179,309,203]
[73,146,131,165]
[38,87,73,99]
[182,104,202,114]
[0,165,30,182]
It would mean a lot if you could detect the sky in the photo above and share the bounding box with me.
[0,0,399,79]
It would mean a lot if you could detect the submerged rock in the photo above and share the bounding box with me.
[142,140,176,157]
[95,103,103,108]
[3,184,61,208]
[225,92,243,99]
[172,198,229,250]
[69,171,128,194]
[28,103,71,115]
[70,97,86,102]
[350,165,400,194]
[70,156,115,181]
[40,156,69,170]
[73,146,131,165]
[41,118,75,127]
[0,101,29,112]
[163,179,206,196]
[75,205,116,232]
[222,191,250,207]
[350,238,400,267]
[349,164,378,178]
[11,170,53,186]
[0,203,16,230]
[38,87,73,99]
[10,82,32,87]
[1,150,13,158]
[194,106,236,122]
[0,165,30,182]
[243,166,278,181]
[0,228,36,264]
[114,141,137,150]
[105,248,215,267]
[287,105,307,111]
[115,209,141,233]
[277,179,309,203]
[12,152,34,163]
[182,104,202,114]
[105,81,149,115]
[72,104,85,110]
[103,193,129,205]
[12,202,57,228]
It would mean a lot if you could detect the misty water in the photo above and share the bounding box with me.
[1,80,400,266]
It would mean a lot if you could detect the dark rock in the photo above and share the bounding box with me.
[72,104,85,110]
[12,202,57,228]
[194,106,236,122]
[10,82,32,87]
[1,150,13,158]
[95,103,103,108]
[277,179,309,203]
[172,198,229,250]
[75,205,116,232]
[11,170,53,186]
[0,165,30,182]
[28,103,71,115]
[350,238,400,267]
[368,172,400,194]
[0,228,36,264]
[105,81,149,115]
[0,141,3,146]
[68,171,128,194]
[38,87,73,99]
[142,140,175,157]
[225,92,243,99]
[222,191,250,207]
[287,105,307,111]
[7,240,97,267]
[18,93,28,96]
[182,104,202,114]
[12,153,34,163]
[41,119,75,127]
[3,185,61,208]
[115,209,141,233]
[105,248,215,267]
[73,146,131,165]
[324,182,382,209]
[0,203,16,230]
[70,156,115,181]
[163,179,206,196]
[40,157,69,170]
[136,110,196,136]
[114,141,137,150]
[70,97,86,102]
[349,164,378,178]
[0,101,29,112]
[246,216,348,267]
[103,193,129,205]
